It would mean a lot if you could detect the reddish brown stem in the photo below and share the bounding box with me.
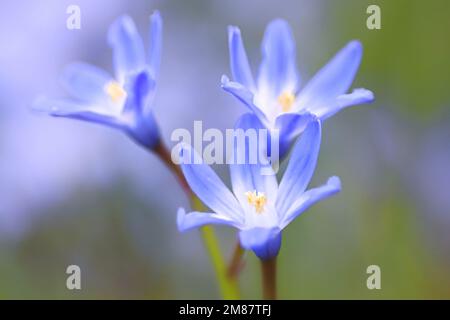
[227,242,245,279]
[261,257,277,300]
[153,141,193,197]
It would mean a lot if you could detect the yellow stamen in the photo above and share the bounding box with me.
[245,190,267,213]
[105,81,126,102]
[278,91,295,112]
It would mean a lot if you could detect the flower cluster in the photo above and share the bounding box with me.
[178,20,373,259]
[177,115,341,259]
[222,20,374,157]
[35,11,373,278]
[34,12,162,150]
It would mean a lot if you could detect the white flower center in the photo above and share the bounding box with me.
[278,91,295,112]
[245,190,267,213]
[105,81,127,103]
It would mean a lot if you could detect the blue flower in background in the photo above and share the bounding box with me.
[34,12,163,149]
[177,114,341,260]
[222,19,374,157]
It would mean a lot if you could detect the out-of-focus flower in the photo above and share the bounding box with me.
[177,114,341,259]
[222,19,374,156]
[33,11,163,150]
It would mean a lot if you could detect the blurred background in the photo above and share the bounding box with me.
[0,0,449,299]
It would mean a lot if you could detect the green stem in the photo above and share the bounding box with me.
[154,141,240,299]
[192,197,240,300]
[261,257,277,300]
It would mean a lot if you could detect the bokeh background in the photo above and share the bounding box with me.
[0,0,449,299]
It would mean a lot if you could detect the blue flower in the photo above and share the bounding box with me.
[222,19,374,157]
[34,12,163,149]
[177,114,341,260]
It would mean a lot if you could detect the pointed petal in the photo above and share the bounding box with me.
[111,68,160,150]
[230,113,278,207]
[239,227,282,260]
[125,108,160,150]
[32,97,123,129]
[108,15,145,82]
[296,40,363,111]
[148,11,162,79]
[120,69,160,148]
[123,70,160,149]
[177,208,239,232]
[180,144,244,223]
[123,68,156,115]
[275,112,316,158]
[221,75,269,127]
[276,120,321,215]
[315,88,374,120]
[61,62,112,104]
[228,26,255,90]
[258,19,299,99]
[280,176,341,229]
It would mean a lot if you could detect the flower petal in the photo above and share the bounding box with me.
[123,68,156,115]
[280,176,341,229]
[32,97,123,129]
[177,208,239,232]
[314,88,374,120]
[275,112,316,159]
[61,62,112,104]
[239,227,282,260]
[148,11,162,79]
[119,69,159,148]
[257,19,299,99]
[296,40,363,112]
[108,15,145,82]
[276,119,321,215]
[180,144,244,223]
[125,110,160,150]
[230,113,278,208]
[221,75,269,126]
[228,26,255,90]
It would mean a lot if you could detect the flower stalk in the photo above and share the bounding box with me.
[155,141,240,299]
[261,257,277,300]
[227,242,245,279]
[153,141,192,196]
[191,197,240,299]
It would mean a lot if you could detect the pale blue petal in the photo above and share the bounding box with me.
[296,40,363,111]
[108,15,145,82]
[258,19,299,98]
[177,208,239,232]
[123,68,156,115]
[221,75,269,127]
[276,120,321,215]
[148,11,162,79]
[228,26,255,90]
[124,70,160,149]
[32,97,123,129]
[125,109,160,149]
[180,145,244,223]
[239,227,282,260]
[119,69,159,148]
[315,88,374,120]
[61,62,112,104]
[230,113,278,207]
[275,112,316,159]
[280,176,341,229]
